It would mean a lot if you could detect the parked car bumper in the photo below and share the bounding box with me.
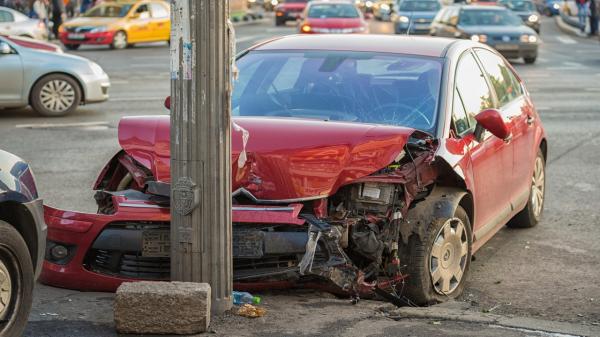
[81,72,110,103]
[23,198,46,279]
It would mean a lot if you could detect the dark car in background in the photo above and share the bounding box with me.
[392,0,441,34]
[431,5,539,63]
[275,0,309,25]
[499,0,540,32]
[0,150,46,337]
[535,0,561,16]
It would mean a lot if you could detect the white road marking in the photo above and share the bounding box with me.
[585,88,600,92]
[110,80,130,84]
[563,61,584,68]
[536,107,552,111]
[556,36,577,44]
[236,36,260,43]
[109,96,164,102]
[15,121,110,129]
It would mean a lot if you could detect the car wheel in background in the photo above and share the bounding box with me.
[275,17,285,26]
[65,44,80,50]
[401,206,472,305]
[524,56,537,64]
[30,74,82,117]
[111,31,128,50]
[0,220,34,337]
[507,149,546,228]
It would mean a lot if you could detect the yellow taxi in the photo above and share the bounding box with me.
[59,0,170,50]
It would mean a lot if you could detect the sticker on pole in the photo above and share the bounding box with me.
[173,177,199,216]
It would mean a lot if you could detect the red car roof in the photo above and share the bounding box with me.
[252,35,455,58]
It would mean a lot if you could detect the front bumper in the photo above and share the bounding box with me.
[23,198,46,279]
[488,42,538,59]
[59,31,116,46]
[276,11,303,21]
[394,22,432,35]
[80,72,110,104]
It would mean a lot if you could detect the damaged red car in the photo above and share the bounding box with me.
[42,35,547,305]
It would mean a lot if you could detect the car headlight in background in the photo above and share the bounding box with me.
[365,1,373,8]
[89,61,105,76]
[398,16,410,23]
[470,34,488,43]
[520,34,538,43]
[90,26,108,33]
[271,0,278,5]
[380,3,390,11]
[552,3,560,9]
[528,14,539,22]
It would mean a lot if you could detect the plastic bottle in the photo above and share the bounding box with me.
[232,291,261,305]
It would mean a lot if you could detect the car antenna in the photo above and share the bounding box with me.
[406,11,414,36]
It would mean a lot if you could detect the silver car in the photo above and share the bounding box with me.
[0,6,47,40]
[0,35,110,116]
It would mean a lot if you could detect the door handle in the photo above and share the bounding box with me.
[526,115,535,125]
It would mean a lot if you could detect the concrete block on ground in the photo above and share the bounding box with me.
[114,281,211,335]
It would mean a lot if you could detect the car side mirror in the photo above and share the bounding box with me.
[475,108,511,141]
[0,42,12,55]
[164,96,171,110]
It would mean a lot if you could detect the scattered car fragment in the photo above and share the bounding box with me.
[41,35,547,306]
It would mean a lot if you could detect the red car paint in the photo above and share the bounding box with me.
[299,2,368,34]
[275,0,309,21]
[41,35,547,294]
[58,31,116,46]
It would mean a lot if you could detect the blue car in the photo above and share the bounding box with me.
[392,0,442,35]
[536,0,561,16]
[0,149,46,336]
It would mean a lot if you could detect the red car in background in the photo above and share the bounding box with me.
[299,1,369,34]
[275,0,309,25]
[42,35,547,306]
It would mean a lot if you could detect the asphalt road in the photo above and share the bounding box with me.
[0,15,598,337]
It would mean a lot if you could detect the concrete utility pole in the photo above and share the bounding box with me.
[170,0,233,314]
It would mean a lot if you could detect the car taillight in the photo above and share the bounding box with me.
[301,24,311,33]
[276,11,284,16]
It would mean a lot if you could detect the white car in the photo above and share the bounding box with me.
[0,6,47,40]
[0,35,110,116]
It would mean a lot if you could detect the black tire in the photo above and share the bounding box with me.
[30,74,82,117]
[0,220,34,337]
[524,56,537,64]
[543,8,552,16]
[64,44,80,50]
[111,30,128,50]
[400,205,472,305]
[507,149,546,228]
[275,17,285,26]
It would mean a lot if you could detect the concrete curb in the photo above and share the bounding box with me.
[379,303,600,337]
[555,15,587,38]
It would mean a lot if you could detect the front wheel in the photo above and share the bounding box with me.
[64,44,80,50]
[30,74,82,117]
[0,220,34,337]
[111,30,128,50]
[401,206,472,305]
[524,56,537,64]
[507,149,546,228]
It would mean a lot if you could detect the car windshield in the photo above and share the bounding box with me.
[459,9,523,26]
[501,0,535,11]
[308,4,360,18]
[84,4,132,17]
[233,51,442,133]
[399,1,441,12]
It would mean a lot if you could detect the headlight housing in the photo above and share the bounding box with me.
[470,34,488,43]
[528,14,539,22]
[90,26,108,33]
[520,34,538,43]
[398,15,410,23]
[380,3,390,11]
[89,62,105,76]
[552,3,560,9]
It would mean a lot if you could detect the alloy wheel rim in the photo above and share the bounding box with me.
[531,156,545,219]
[114,32,127,49]
[39,80,75,113]
[430,218,468,295]
[0,260,11,319]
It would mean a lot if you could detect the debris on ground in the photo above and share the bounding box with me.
[237,304,267,318]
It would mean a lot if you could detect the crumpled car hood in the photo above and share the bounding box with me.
[118,116,417,201]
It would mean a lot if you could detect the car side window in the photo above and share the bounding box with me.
[150,3,169,19]
[475,49,522,107]
[455,51,494,127]
[135,4,150,18]
[452,88,471,136]
[0,10,14,23]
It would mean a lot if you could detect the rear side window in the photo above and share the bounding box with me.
[452,89,472,136]
[150,3,169,18]
[0,10,14,23]
[475,49,523,106]
[455,51,494,126]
